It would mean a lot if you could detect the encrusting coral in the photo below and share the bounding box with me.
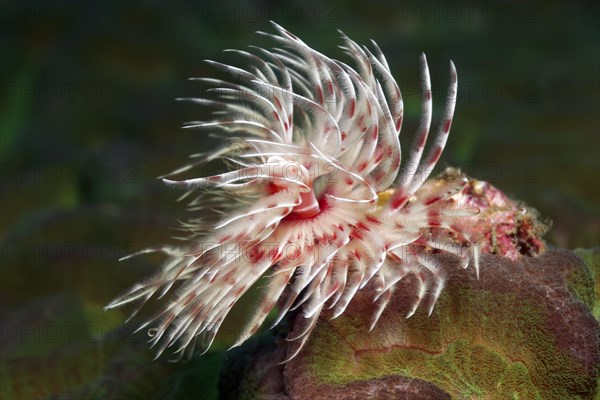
[220,248,600,399]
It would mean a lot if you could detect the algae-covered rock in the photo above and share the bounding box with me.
[222,250,600,399]
[430,170,549,261]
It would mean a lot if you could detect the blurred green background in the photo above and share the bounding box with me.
[1,1,598,399]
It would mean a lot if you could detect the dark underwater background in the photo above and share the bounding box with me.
[1,1,598,398]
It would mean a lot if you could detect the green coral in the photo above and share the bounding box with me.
[574,248,600,320]
[305,288,591,399]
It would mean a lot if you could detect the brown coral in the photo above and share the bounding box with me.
[220,250,599,399]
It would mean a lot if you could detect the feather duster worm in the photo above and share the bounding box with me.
[106,23,481,362]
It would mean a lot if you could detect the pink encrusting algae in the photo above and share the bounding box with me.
[105,23,483,362]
